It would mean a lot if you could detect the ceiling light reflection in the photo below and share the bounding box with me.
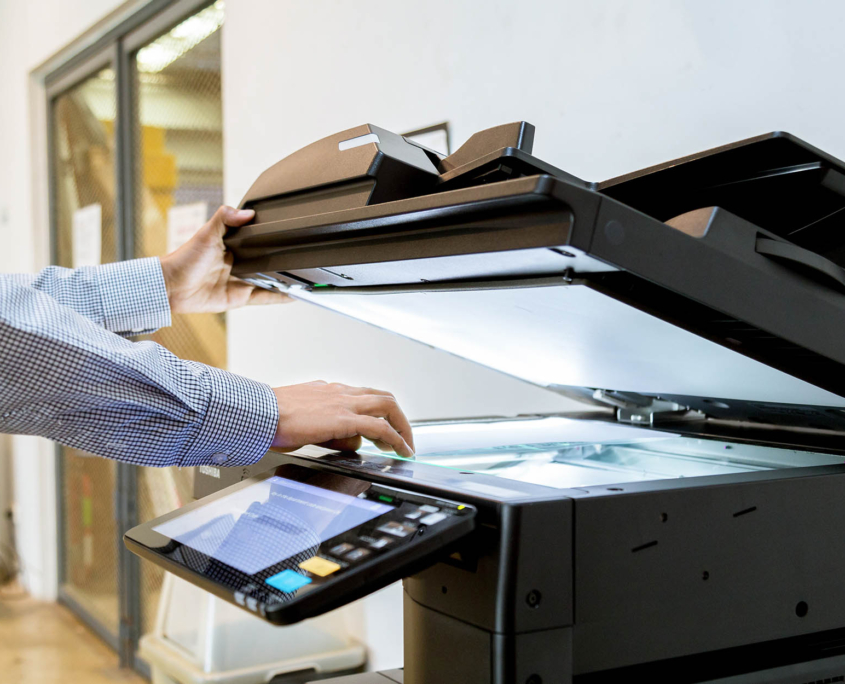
[136,0,225,74]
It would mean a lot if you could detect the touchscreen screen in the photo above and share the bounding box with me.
[153,476,393,574]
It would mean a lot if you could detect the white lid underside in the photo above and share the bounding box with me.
[290,282,845,408]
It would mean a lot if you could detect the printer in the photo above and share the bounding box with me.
[127,122,845,684]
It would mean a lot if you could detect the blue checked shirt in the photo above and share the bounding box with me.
[0,257,278,467]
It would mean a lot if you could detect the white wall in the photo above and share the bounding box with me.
[0,0,130,598]
[222,0,845,197]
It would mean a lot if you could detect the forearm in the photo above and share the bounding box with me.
[0,279,277,467]
[3,257,171,335]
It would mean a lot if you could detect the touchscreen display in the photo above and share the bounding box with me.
[153,476,394,574]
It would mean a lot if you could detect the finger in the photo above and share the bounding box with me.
[247,288,293,306]
[351,395,415,452]
[370,438,396,453]
[225,279,256,309]
[351,415,413,458]
[220,205,255,228]
[202,205,255,242]
[336,386,395,397]
[318,436,363,452]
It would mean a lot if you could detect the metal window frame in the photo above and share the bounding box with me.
[49,44,126,661]
[46,0,219,672]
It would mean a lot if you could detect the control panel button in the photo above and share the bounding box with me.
[299,556,342,577]
[346,548,371,562]
[420,512,448,525]
[419,505,440,513]
[377,521,416,538]
[265,569,312,593]
[246,597,258,612]
[368,537,391,549]
[234,591,246,606]
[404,510,423,520]
[330,542,355,556]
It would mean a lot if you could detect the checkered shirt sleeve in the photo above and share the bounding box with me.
[0,258,278,467]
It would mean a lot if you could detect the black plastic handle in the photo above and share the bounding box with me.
[755,236,845,291]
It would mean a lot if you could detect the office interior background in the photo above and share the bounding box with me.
[0,0,844,680]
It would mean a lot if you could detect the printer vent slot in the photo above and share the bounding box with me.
[732,506,757,518]
[631,540,658,553]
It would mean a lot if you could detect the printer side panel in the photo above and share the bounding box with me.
[404,498,574,684]
[193,451,289,498]
[572,470,845,676]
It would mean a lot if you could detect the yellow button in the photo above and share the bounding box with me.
[299,556,342,577]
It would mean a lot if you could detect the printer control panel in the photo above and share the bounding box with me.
[124,463,476,625]
[247,499,463,616]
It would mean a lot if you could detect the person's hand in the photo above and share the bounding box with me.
[271,381,415,458]
[159,205,289,314]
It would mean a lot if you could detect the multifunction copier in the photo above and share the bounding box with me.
[127,122,845,684]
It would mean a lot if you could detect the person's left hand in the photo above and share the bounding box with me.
[159,205,289,314]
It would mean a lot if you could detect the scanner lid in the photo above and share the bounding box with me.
[227,124,845,431]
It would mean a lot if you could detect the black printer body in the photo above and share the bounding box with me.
[133,122,845,684]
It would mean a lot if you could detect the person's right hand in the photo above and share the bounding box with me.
[271,381,415,458]
[159,205,289,314]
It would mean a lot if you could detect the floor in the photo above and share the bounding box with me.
[0,586,146,684]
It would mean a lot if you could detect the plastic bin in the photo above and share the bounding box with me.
[140,573,366,684]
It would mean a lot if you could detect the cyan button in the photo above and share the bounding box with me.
[265,569,312,594]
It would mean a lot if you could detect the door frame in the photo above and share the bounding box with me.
[40,0,218,672]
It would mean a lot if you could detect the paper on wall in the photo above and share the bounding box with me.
[167,202,208,253]
[72,203,102,268]
[405,128,449,156]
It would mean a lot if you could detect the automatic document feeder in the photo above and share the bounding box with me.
[126,123,845,684]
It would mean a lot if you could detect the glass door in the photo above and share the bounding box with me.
[128,0,225,638]
[47,1,226,672]
[51,65,121,647]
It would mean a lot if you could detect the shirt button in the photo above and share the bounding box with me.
[211,453,230,465]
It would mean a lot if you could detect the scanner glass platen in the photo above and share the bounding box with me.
[359,416,844,490]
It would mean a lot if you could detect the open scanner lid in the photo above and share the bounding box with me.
[227,123,845,431]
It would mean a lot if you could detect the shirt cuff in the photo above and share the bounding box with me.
[179,367,279,467]
[96,257,172,335]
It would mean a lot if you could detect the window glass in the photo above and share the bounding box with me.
[132,1,225,634]
[52,67,120,636]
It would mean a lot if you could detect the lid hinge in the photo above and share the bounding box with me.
[592,389,690,426]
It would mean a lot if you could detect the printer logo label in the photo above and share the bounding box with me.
[199,465,221,479]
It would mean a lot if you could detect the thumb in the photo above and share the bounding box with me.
[203,205,255,241]
[220,205,255,228]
